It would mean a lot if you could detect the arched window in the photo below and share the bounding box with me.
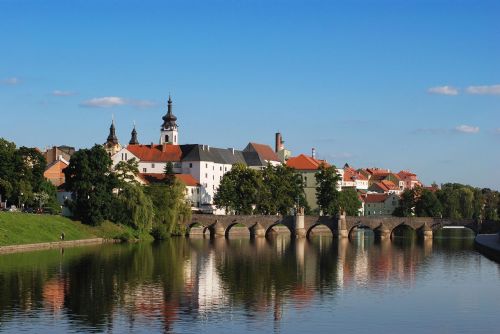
[165,135,169,142]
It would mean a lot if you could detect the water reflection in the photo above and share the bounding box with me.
[0,231,498,333]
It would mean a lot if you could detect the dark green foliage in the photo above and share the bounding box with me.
[113,183,153,232]
[114,158,139,185]
[214,163,260,214]
[0,138,56,208]
[393,189,416,217]
[164,162,176,186]
[339,188,362,216]
[415,189,442,217]
[394,183,500,220]
[255,164,308,215]
[315,164,341,216]
[64,145,118,225]
[144,180,191,239]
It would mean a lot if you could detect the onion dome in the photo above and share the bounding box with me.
[161,95,177,129]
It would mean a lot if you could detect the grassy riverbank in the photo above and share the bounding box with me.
[0,212,152,246]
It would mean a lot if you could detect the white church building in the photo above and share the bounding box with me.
[106,96,281,213]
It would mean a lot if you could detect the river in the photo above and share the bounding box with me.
[0,230,499,333]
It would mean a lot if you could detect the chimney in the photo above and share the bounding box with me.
[275,133,281,153]
[312,148,316,159]
[150,142,154,148]
[162,143,168,152]
[207,145,210,151]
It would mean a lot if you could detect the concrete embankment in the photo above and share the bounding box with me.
[475,234,500,262]
[0,238,106,254]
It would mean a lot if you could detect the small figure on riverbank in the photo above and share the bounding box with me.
[60,232,65,241]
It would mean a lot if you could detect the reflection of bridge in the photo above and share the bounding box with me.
[188,214,487,239]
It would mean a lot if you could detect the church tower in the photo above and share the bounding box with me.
[160,95,179,145]
[129,123,139,145]
[104,117,122,156]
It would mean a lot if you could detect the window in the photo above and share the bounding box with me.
[220,166,222,171]
[197,188,200,194]
[212,175,214,180]
[225,167,227,171]
[206,163,208,168]
[143,168,147,173]
[165,135,169,142]
[189,163,193,168]
[125,153,128,160]
[151,163,155,168]
[174,135,176,142]
[205,173,208,178]
[213,185,215,190]
[191,188,194,194]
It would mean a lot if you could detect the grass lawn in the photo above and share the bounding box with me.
[0,212,152,246]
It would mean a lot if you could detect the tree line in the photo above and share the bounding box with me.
[0,138,60,212]
[63,145,191,239]
[394,183,500,220]
[214,163,361,216]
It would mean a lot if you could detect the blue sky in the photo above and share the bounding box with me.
[0,0,499,189]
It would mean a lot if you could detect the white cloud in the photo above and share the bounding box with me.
[80,96,156,108]
[465,85,500,95]
[52,90,76,96]
[428,85,458,96]
[454,125,479,134]
[81,96,126,107]
[1,77,21,85]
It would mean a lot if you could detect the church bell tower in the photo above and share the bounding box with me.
[160,95,178,145]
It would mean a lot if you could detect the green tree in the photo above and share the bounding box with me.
[339,188,362,216]
[214,163,260,214]
[0,138,17,203]
[114,183,154,231]
[164,162,176,186]
[415,189,442,217]
[145,180,191,239]
[393,189,416,217]
[483,189,498,221]
[315,164,341,216]
[459,187,474,219]
[114,158,139,185]
[256,164,308,215]
[64,145,118,225]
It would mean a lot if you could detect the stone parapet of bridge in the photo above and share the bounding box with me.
[187,214,482,239]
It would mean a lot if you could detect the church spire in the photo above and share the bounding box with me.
[129,122,139,145]
[162,94,177,130]
[106,118,118,145]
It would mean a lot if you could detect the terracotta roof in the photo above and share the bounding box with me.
[126,144,182,162]
[363,193,389,203]
[287,154,329,170]
[175,174,200,187]
[380,180,399,190]
[245,142,280,162]
[138,173,200,187]
[397,170,417,178]
[343,167,368,181]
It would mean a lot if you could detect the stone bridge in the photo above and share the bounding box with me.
[188,214,486,240]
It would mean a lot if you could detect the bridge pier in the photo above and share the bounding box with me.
[338,212,348,238]
[376,224,391,240]
[250,223,266,238]
[294,211,306,238]
[419,224,433,240]
[211,221,225,238]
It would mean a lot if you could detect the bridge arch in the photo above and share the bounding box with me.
[348,223,375,239]
[187,222,210,237]
[306,223,335,239]
[391,223,416,239]
[265,222,293,238]
[225,222,251,238]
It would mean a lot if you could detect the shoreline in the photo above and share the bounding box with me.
[0,238,108,255]
[475,234,500,263]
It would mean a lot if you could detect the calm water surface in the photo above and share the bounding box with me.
[0,230,499,333]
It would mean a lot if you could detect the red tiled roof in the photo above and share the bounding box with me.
[286,154,329,170]
[380,180,399,190]
[138,173,200,187]
[126,144,182,162]
[397,170,417,178]
[363,193,389,203]
[247,142,280,162]
[175,174,200,187]
[343,167,368,181]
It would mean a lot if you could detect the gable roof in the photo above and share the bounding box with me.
[244,143,280,162]
[343,167,368,182]
[126,144,183,162]
[287,154,329,170]
[397,170,417,178]
[363,193,389,203]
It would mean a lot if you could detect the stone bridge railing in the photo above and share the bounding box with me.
[187,214,485,239]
